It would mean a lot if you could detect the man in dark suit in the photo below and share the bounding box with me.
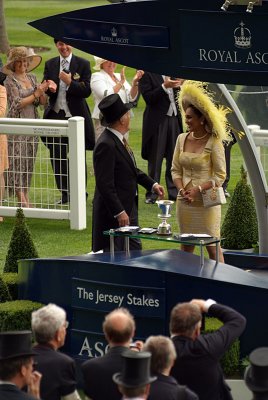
[143,335,198,400]
[31,303,81,400]
[43,39,95,204]
[82,308,138,400]
[92,93,164,253]
[0,331,41,400]
[139,72,183,203]
[170,299,247,400]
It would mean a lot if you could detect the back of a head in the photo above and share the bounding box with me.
[143,335,177,375]
[169,302,202,337]
[103,308,135,345]
[31,303,66,344]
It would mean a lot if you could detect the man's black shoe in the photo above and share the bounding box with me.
[145,198,156,204]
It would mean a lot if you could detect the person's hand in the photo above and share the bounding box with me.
[133,70,144,85]
[163,77,184,89]
[183,186,200,204]
[119,66,126,86]
[190,299,206,312]
[129,340,144,352]
[59,70,72,86]
[117,211,129,227]
[38,81,49,93]
[47,79,57,93]
[153,184,165,199]
[28,370,42,399]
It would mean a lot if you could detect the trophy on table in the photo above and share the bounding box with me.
[156,200,174,235]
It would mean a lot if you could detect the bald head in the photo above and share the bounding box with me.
[103,308,135,346]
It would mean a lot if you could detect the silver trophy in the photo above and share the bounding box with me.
[156,200,174,235]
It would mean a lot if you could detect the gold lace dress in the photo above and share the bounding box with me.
[171,132,226,237]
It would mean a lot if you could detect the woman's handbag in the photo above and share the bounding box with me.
[201,183,226,208]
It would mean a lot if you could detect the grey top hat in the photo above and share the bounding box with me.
[98,93,133,127]
[245,347,268,393]
[113,350,157,388]
[0,331,36,360]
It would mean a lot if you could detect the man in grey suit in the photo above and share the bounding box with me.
[170,299,246,400]
[82,308,138,400]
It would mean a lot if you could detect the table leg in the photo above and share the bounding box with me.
[125,236,130,256]
[109,231,115,259]
[200,240,204,268]
[216,240,219,264]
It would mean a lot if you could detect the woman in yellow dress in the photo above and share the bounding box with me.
[0,84,7,222]
[171,81,231,262]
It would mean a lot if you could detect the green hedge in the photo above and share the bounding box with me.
[1,273,18,300]
[205,317,240,376]
[0,300,44,331]
[0,276,11,303]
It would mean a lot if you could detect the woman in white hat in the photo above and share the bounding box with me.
[90,56,144,140]
[171,81,232,262]
[2,46,48,208]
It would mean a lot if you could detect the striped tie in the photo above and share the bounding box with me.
[61,58,69,71]
[123,137,136,166]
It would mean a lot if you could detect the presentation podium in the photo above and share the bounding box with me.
[19,248,268,363]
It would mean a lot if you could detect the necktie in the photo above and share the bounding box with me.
[61,58,69,71]
[123,137,136,166]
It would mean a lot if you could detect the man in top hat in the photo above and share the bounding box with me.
[113,350,156,399]
[42,39,95,204]
[92,93,164,252]
[0,331,42,400]
[245,347,268,400]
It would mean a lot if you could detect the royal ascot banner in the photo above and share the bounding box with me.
[29,0,268,84]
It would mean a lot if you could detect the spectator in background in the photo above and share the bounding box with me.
[113,350,156,400]
[245,347,268,400]
[2,47,48,208]
[31,303,81,400]
[90,56,143,141]
[143,335,199,400]
[82,307,138,400]
[170,298,246,400]
[0,84,7,222]
[42,39,95,205]
[139,73,183,204]
[0,331,42,400]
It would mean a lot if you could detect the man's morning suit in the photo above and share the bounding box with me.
[148,374,199,400]
[171,303,246,400]
[92,128,156,252]
[33,343,78,400]
[43,54,94,200]
[82,346,127,400]
[139,72,182,202]
[0,384,36,400]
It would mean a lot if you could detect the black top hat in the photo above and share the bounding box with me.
[98,93,133,127]
[0,331,36,360]
[245,347,268,393]
[113,350,156,388]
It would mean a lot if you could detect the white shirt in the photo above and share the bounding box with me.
[161,75,177,117]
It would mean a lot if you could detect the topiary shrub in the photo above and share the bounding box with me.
[1,273,19,300]
[4,208,39,273]
[0,300,43,331]
[0,276,11,303]
[221,166,258,250]
[205,316,240,377]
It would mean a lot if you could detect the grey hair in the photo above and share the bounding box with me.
[31,303,66,344]
[143,335,177,374]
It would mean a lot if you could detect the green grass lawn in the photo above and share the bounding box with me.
[0,0,244,271]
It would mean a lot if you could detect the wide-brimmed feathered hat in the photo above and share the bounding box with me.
[178,80,231,142]
[2,47,42,75]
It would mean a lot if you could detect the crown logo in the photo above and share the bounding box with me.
[234,22,251,49]
[111,27,117,37]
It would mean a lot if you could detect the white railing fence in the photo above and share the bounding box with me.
[0,117,86,230]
